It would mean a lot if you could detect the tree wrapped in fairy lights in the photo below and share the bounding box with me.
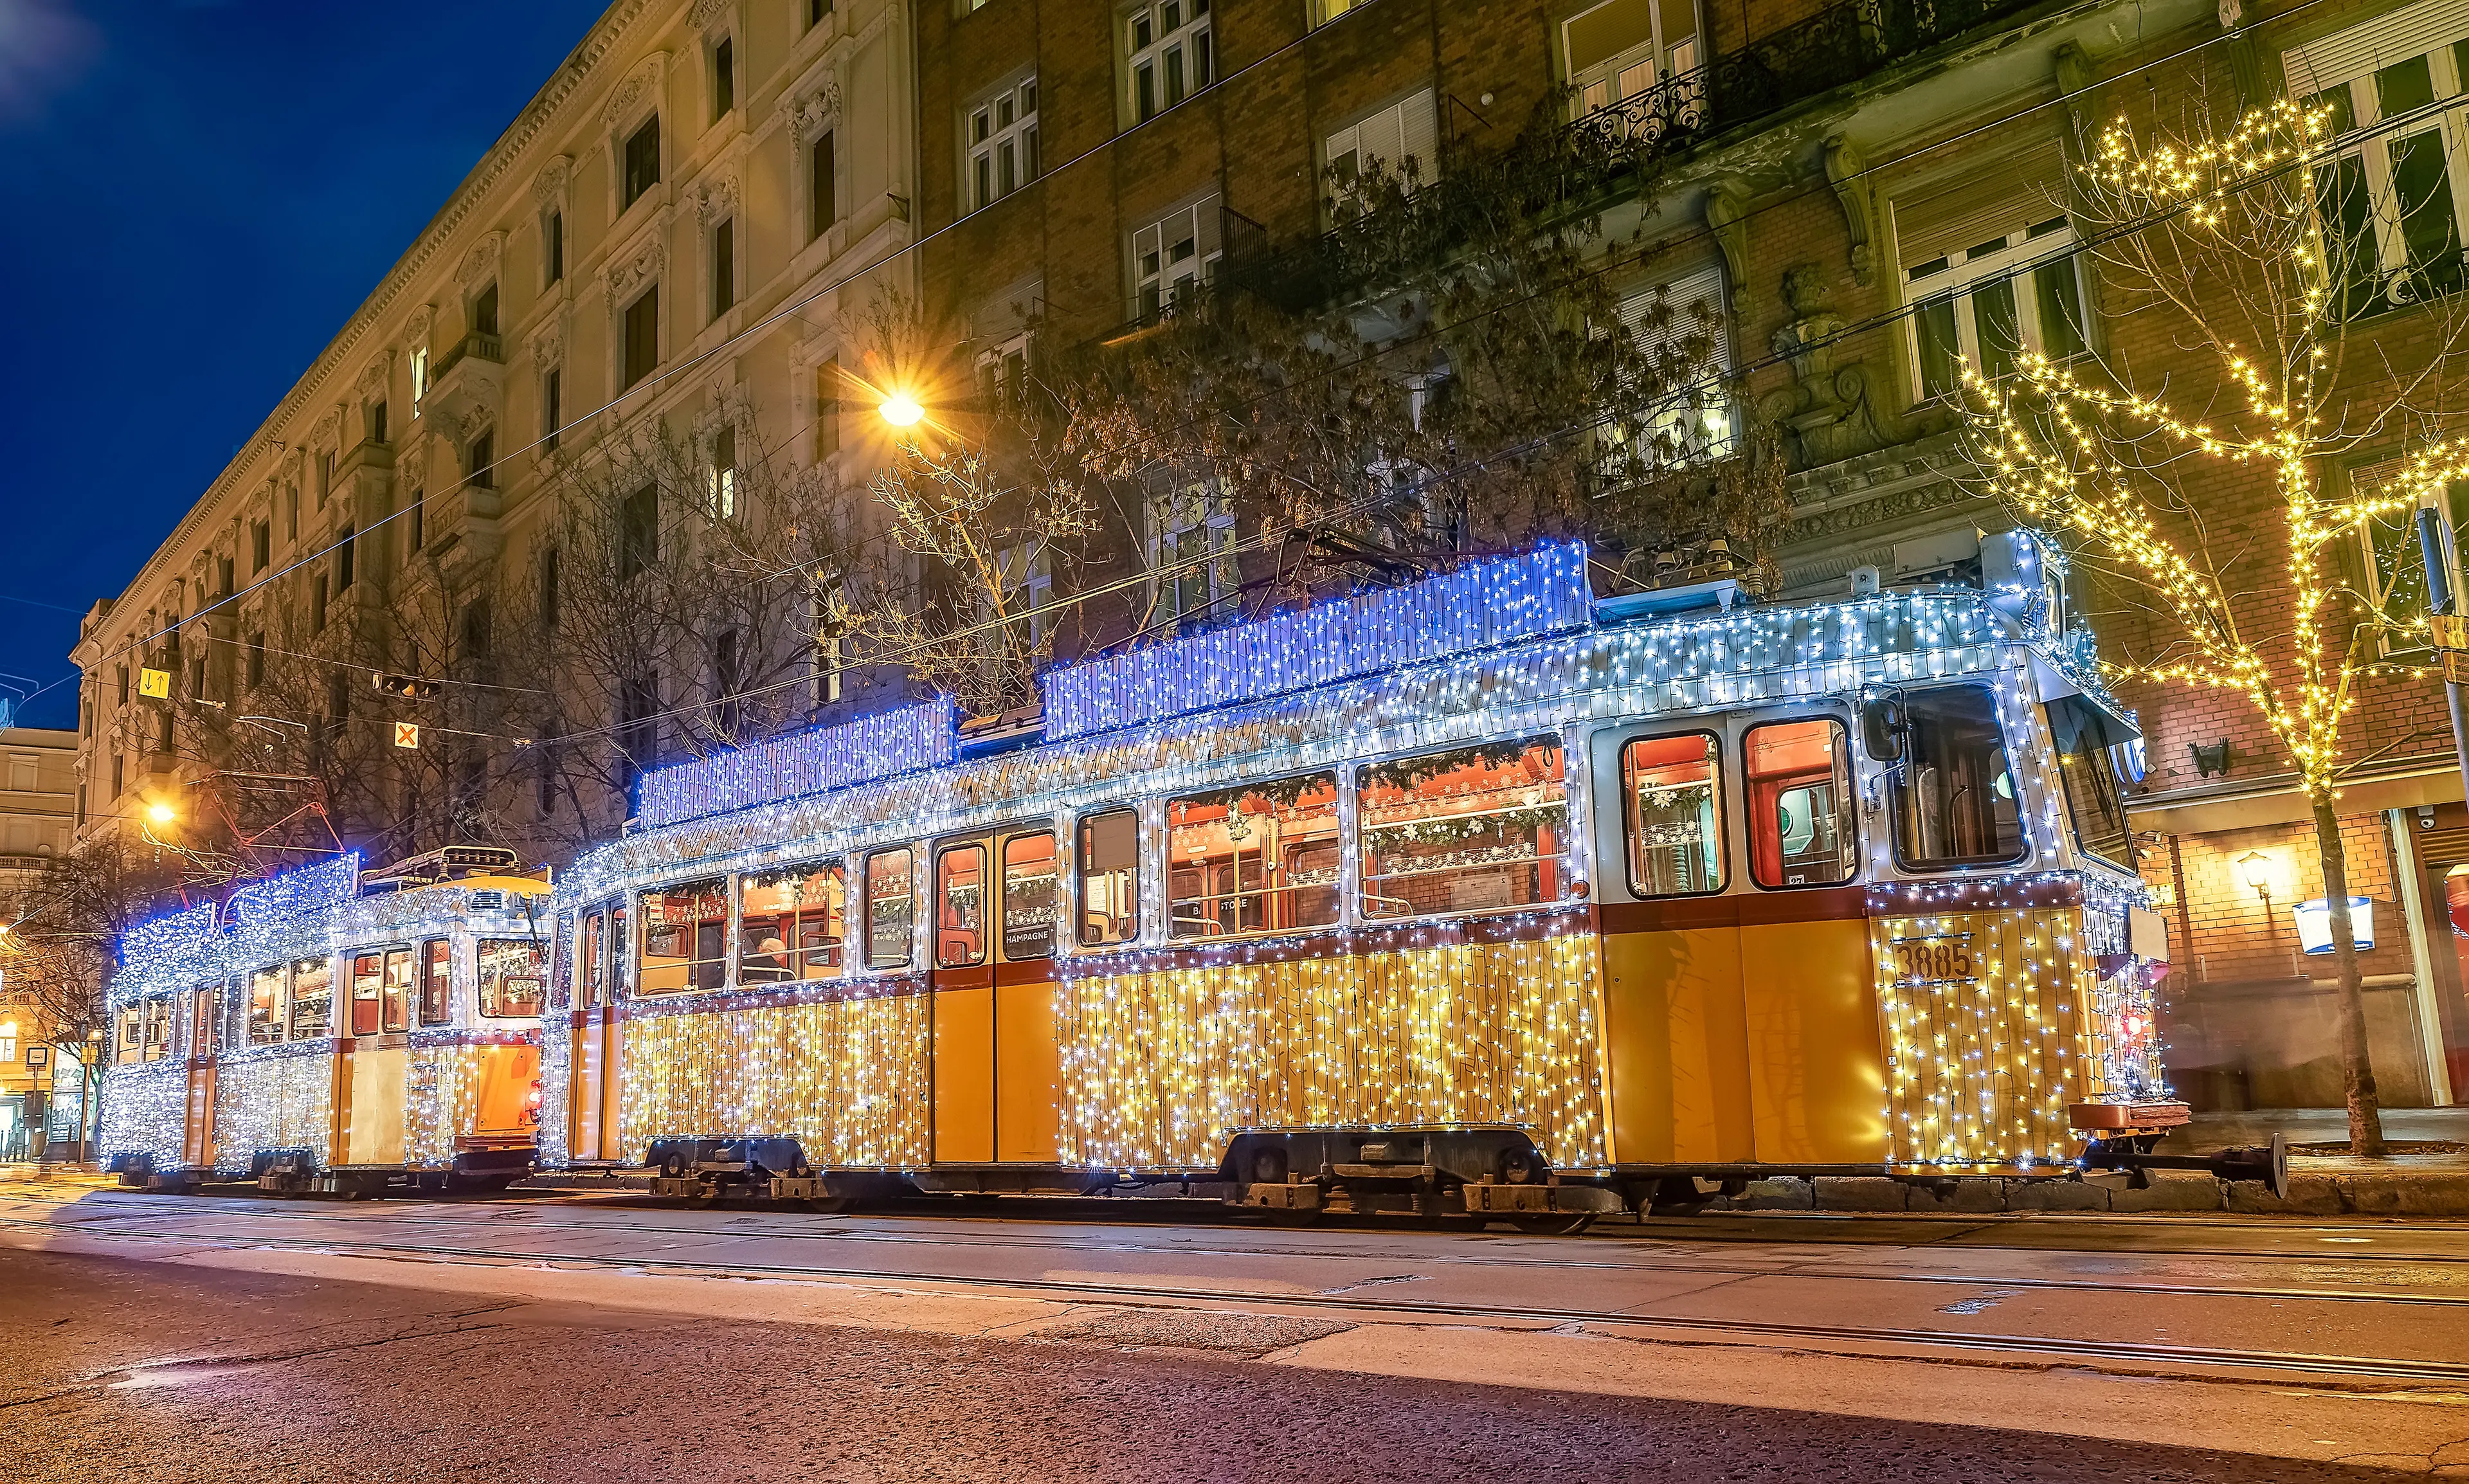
[1964,95,2469,1157]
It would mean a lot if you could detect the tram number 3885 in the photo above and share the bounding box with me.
[1892,935,1977,984]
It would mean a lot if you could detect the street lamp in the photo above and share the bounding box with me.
[879,390,925,428]
[145,802,176,826]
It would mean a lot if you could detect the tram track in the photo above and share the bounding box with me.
[6,1202,2468,1390]
[12,1189,2469,1310]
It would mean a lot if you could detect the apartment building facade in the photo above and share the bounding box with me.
[68,0,2469,1112]
[73,0,919,869]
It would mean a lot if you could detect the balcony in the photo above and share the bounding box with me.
[1218,0,2059,316]
[419,331,505,432]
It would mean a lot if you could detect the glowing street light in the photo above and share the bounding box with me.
[145,802,177,826]
[879,391,925,428]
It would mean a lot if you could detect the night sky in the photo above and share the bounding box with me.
[0,0,607,729]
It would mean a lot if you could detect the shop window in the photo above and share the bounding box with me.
[866,849,915,969]
[1622,733,1726,896]
[1356,736,1569,920]
[383,947,413,1033]
[1167,772,1339,939]
[289,957,332,1040]
[2044,694,2134,870]
[1888,685,2026,869]
[1002,831,1058,959]
[350,952,384,1036]
[739,862,847,982]
[1744,718,1857,888]
[1078,809,1141,946]
[419,939,453,1026]
[248,965,287,1045]
[478,939,546,1017]
[638,880,729,993]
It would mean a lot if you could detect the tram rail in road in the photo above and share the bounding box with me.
[12,1186,2469,1396]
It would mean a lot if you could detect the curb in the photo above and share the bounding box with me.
[1671,1170,2469,1217]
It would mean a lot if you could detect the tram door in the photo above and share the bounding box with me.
[182,983,222,1168]
[568,903,626,1162]
[929,828,1062,1165]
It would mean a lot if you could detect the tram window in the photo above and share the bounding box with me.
[865,849,916,969]
[1077,810,1141,947]
[192,986,222,1057]
[116,1006,143,1065]
[1744,718,1858,889]
[248,965,286,1045]
[1003,831,1058,960]
[1623,734,1726,897]
[289,957,332,1040]
[639,880,728,994]
[936,844,988,968]
[141,996,172,1061]
[350,952,384,1036]
[2044,694,2133,869]
[611,905,631,996]
[579,910,606,1009]
[1168,772,1340,940]
[478,939,546,1017]
[381,948,413,1033]
[739,863,846,982]
[419,939,453,1026]
[1890,684,2027,870]
[1357,737,1570,921]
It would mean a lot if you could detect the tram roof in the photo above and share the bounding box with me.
[562,584,2069,905]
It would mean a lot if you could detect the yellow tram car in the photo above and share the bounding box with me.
[102,847,552,1195]
[536,540,2178,1223]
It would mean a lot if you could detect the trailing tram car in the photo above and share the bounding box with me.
[539,539,2180,1225]
[100,847,552,1195]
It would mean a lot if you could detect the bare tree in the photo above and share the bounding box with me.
[0,838,169,1155]
[1965,95,2469,1155]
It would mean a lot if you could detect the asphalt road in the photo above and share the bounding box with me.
[0,1246,2427,1484]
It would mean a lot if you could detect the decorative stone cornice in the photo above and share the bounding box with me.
[457,231,505,289]
[530,318,565,371]
[607,224,667,300]
[532,154,572,205]
[356,356,390,403]
[691,0,730,26]
[692,168,740,223]
[602,51,667,129]
[781,81,842,139]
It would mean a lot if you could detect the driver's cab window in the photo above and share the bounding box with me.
[1744,718,1856,888]
[1889,685,2027,869]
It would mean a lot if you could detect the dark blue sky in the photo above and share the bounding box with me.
[0,0,606,728]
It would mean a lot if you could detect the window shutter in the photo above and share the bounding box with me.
[1891,147,2069,267]
[1618,261,1730,374]
[1194,198,1222,263]
[2284,0,2469,97]
[1397,88,1439,178]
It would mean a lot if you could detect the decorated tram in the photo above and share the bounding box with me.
[98,537,2180,1222]
[100,847,550,1195]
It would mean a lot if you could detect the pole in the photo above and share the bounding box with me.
[2418,505,2469,791]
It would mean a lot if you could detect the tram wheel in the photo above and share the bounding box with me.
[1510,1213,1593,1236]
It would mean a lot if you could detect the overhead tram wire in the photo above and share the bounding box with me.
[50,0,2355,721]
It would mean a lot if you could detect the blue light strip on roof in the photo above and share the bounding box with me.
[1042,542,1593,742]
[635,697,960,829]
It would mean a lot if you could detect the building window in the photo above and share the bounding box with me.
[1150,478,1233,631]
[406,489,424,553]
[712,35,735,120]
[620,484,658,580]
[471,282,499,338]
[116,664,129,705]
[1132,197,1222,323]
[809,0,830,28]
[709,424,738,518]
[2298,33,2469,318]
[286,484,299,541]
[809,129,837,240]
[977,326,1032,401]
[1900,213,2089,401]
[541,368,562,453]
[711,627,743,737]
[711,217,736,316]
[545,208,565,285]
[1564,0,1701,118]
[2349,455,2469,650]
[111,752,123,797]
[251,520,271,574]
[335,527,355,592]
[467,430,494,490]
[618,676,659,786]
[316,449,334,508]
[246,631,266,690]
[366,399,388,445]
[1126,0,1213,123]
[539,547,561,631]
[622,114,662,210]
[1324,89,1440,201]
[622,285,660,390]
[312,573,329,633]
[1604,262,1733,476]
[1000,541,1054,647]
[968,77,1040,212]
[814,356,842,458]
